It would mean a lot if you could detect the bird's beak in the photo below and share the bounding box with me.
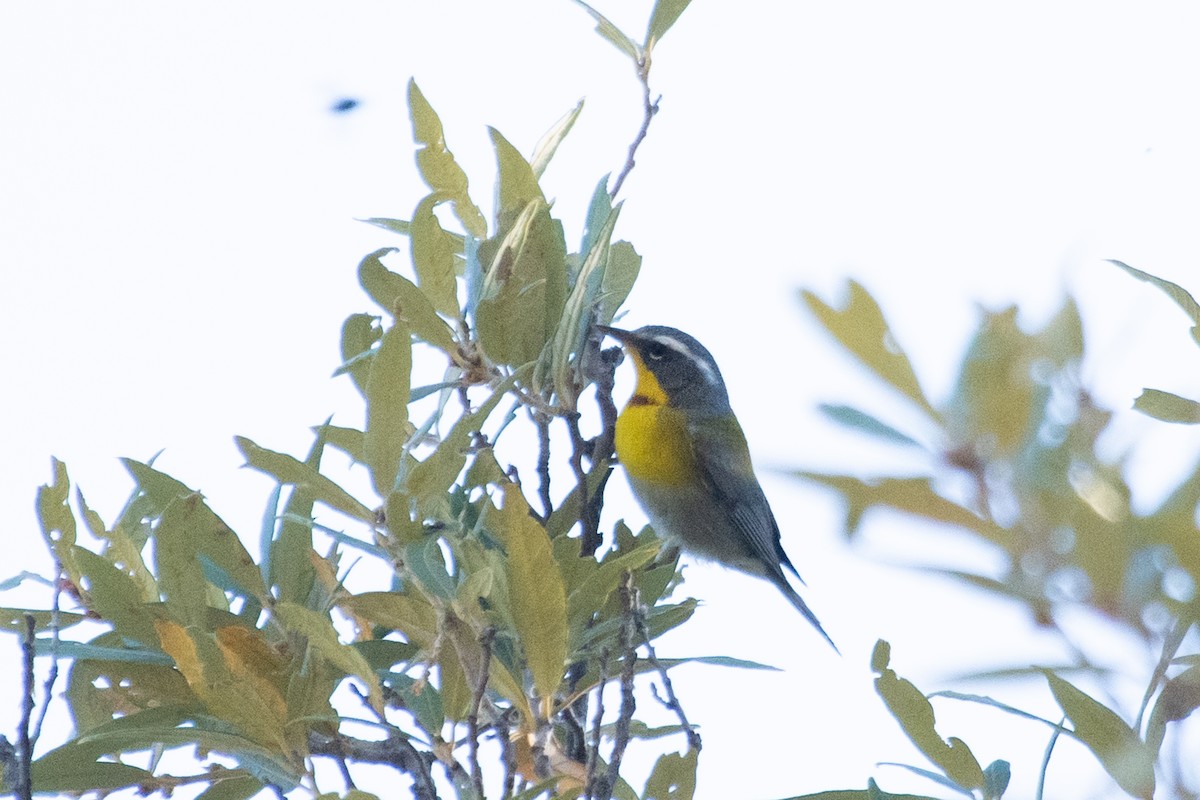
[596,324,634,345]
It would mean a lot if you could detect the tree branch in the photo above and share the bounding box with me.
[594,573,638,800]
[16,614,35,800]
[610,57,660,199]
[309,730,440,800]
[467,627,496,799]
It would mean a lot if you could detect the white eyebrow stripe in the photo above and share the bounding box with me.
[652,335,718,384]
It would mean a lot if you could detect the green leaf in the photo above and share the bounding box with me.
[797,472,1011,547]
[358,247,457,353]
[31,755,151,792]
[567,541,659,642]
[73,548,160,647]
[490,127,546,226]
[1111,260,1200,347]
[600,240,641,324]
[408,80,487,238]
[364,320,413,496]
[275,602,384,714]
[411,193,463,318]
[645,0,694,47]
[381,670,444,735]
[1133,388,1200,424]
[404,376,513,513]
[475,198,568,368]
[1146,663,1200,754]
[37,458,81,584]
[194,776,264,800]
[360,217,411,236]
[1043,670,1155,799]
[643,748,698,800]
[340,591,439,649]
[0,608,86,633]
[531,100,585,178]
[872,640,985,791]
[236,437,374,521]
[339,312,381,397]
[802,281,938,420]
[317,424,365,465]
[155,495,216,629]
[492,485,567,714]
[983,760,1011,800]
[818,404,923,447]
[572,0,641,60]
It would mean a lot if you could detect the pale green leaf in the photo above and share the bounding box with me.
[275,602,384,714]
[643,748,697,800]
[1111,259,1200,346]
[492,485,567,712]
[411,193,463,318]
[358,246,457,353]
[530,100,585,178]
[572,0,641,60]
[339,312,381,397]
[364,320,412,496]
[1133,388,1200,424]
[801,281,938,420]
[408,80,487,238]
[872,640,985,791]
[1044,670,1155,799]
[818,404,924,447]
[359,217,411,236]
[235,436,374,521]
[645,0,694,47]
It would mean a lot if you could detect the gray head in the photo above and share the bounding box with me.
[600,325,732,415]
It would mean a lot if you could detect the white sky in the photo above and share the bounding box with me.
[4,2,1200,799]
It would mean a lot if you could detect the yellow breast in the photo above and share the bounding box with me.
[613,350,696,487]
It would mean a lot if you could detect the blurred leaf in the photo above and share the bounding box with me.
[411,193,463,318]
[74,548,159,647]
[364,320,413,496]
[818,404,923,448]
[358,248,457,353]
[65,633,196,732]
[784,786,942,800]
[949,307,1034,456]
[801,281,939,420]
[572,0,640,60]
[352,639,419,672]
[929,690,1066,729]
[1111,260,1200,347]
[381,670,444,735]
[643,748,697,800]
[438,633,471,721]
[31,755,151,792]
[645,0,693,47]
[404,536,456,600]
[1036,295,1084,367]
[408,80,487,238]
[194,776,264,800]
[491,485,567,715]
[567,542,659,642]
[1146,663,1200,754]
[872,640,985,791]
[1043,670,1155,799]
[236,437,374,521]
[600,240,641,324]
[530,100,585,178]
[648,655,780,672]
[797,473,1010,548]
[491,127,545,225]
[1132,388,1200,424]
[275,602,384,714]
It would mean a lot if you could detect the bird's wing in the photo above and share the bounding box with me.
[687,414,797,581]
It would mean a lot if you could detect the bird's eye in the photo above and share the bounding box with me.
[645,342,669,361]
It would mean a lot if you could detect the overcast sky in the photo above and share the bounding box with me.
[4,3,1200,798]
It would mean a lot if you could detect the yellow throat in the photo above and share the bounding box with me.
[614,349,696,487]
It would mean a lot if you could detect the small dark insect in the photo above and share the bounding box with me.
[331,97,360,114]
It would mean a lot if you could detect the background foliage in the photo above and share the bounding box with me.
[4,2,1200,799]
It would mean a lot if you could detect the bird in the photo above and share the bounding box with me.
[598,324,838,652]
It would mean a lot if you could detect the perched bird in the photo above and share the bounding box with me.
[599,324,837,652]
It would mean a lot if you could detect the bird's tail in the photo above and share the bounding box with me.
[774,575,840,655]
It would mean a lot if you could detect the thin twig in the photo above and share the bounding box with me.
[1036,716,1065,800]
[596,573,638,800]
[610,57,660,199]
[635,613,700,752]
[309,730,440,800]
[17,614,36,800]
[497,707,516,800]
[534,411,553,521]
[468,627,496,799]
[565,411,596,552]
[584,650,609,799]
[577,336,622,557]
[31,564,63,746]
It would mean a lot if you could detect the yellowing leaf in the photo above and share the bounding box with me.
[408,80,486,238]
[411,194,463,318]
[275,602,384,715]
